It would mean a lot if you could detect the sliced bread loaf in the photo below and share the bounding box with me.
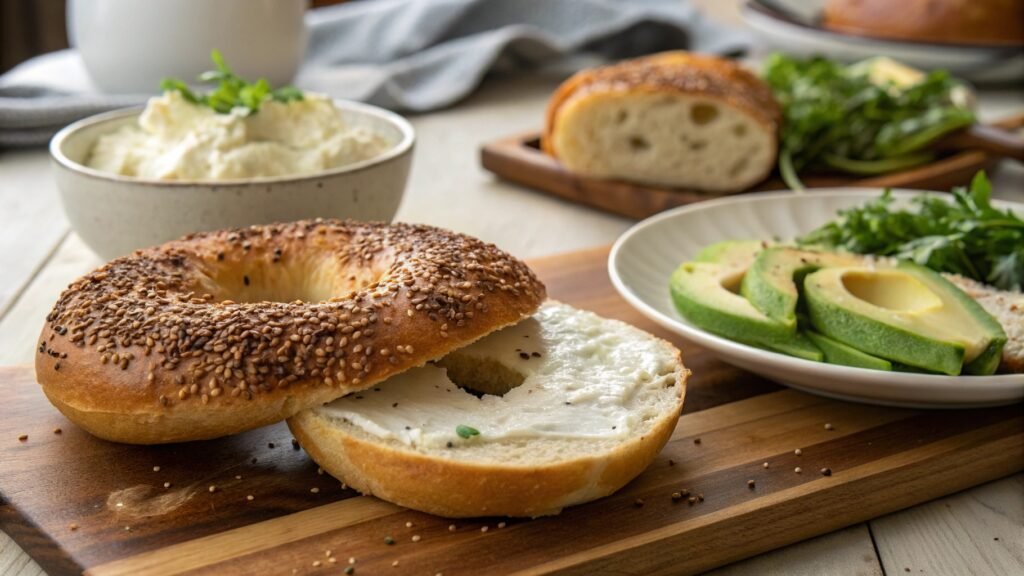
[543,52,781,193]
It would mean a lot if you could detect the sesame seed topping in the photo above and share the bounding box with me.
[497,522,506,528]
[411,535,421,542]
[152,466,160,472]
[795,467,803,474]
[481,526,489,533]
[794,448,802,456]
[36,220,546,427]
[747,480,756,489]
[825,423,834,430]
[208,485,217,493]
[763,462,769,468]
[310,487,320,494]
[448,524,457,532]
[821,467,833,476]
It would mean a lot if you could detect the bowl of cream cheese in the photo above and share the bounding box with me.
[50,92,414,259]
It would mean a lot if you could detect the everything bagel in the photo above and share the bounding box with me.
[36,220,546,444]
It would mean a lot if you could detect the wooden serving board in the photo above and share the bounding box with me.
[481,115,1024,219]
[1,247,1021,576]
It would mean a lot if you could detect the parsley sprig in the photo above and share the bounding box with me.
[159,50,303,115]
[798,172,1024,291]
[763,54,974,190]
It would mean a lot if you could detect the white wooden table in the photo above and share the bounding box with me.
[2,14,1023,576]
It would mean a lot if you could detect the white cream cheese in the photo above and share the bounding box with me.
[86,91,390,181]
[319,302,679,449]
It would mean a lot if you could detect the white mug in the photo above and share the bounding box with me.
[68,0,309,94]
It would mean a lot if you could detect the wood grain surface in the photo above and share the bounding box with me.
[481,115,1024,220]
[0,246,1021,576]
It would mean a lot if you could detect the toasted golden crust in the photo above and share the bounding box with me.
[36,220,546,444]
[542,51,781,157]
[822,0,1024,46]
[287,345,686,518]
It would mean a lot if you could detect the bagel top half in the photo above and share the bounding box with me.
[36,220,546,444]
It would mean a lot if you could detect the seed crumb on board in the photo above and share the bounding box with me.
[392,560,400,567]
[747,480,756,490]
[53,428,62,435]
[69,523,78,531]
[17,434,27,442]
[693,437,701,445]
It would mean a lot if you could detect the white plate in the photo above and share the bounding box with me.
[742,0,1024,84]
[608,189,1024,408]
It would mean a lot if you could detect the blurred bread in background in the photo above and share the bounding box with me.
[822,0,1024,46]
[543,52,781,193]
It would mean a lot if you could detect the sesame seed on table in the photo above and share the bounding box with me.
[1,13,1023,574]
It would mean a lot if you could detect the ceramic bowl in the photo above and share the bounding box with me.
[608,189,1024,409]
[50,100,414,260]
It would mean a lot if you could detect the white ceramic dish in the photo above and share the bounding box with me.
[50,100,415,260]
[742,0,1024,84]
[608,189,1024,409]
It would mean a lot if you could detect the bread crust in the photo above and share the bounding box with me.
[287,342,687,518]
[822,0,1024,46]
[36,220,546,444]
[542,51,781,158]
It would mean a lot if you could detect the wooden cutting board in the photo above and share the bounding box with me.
[1,247,1021,576]
[480,115,1024,219]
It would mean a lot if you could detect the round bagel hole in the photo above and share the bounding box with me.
[201,254,387,304]
[436,352,525,398]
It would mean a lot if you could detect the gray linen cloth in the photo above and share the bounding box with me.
[0,0,748,147]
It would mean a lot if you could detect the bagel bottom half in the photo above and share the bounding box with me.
[287,301,687,517]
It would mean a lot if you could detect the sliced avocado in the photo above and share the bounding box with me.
[694,240,766,266]
[669,262,823,362]
[765,331,824,362]
[742,247,866,329]
[806,331,893,371]
[804,263,1006,376]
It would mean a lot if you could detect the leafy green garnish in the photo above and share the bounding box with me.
[159,50,303,115]
[455,425,480,439]
[798,172,1024,291]
[763,54,974,190]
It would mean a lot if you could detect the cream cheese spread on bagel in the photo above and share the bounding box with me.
[289,301,686,517]
[321,302,679,449]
